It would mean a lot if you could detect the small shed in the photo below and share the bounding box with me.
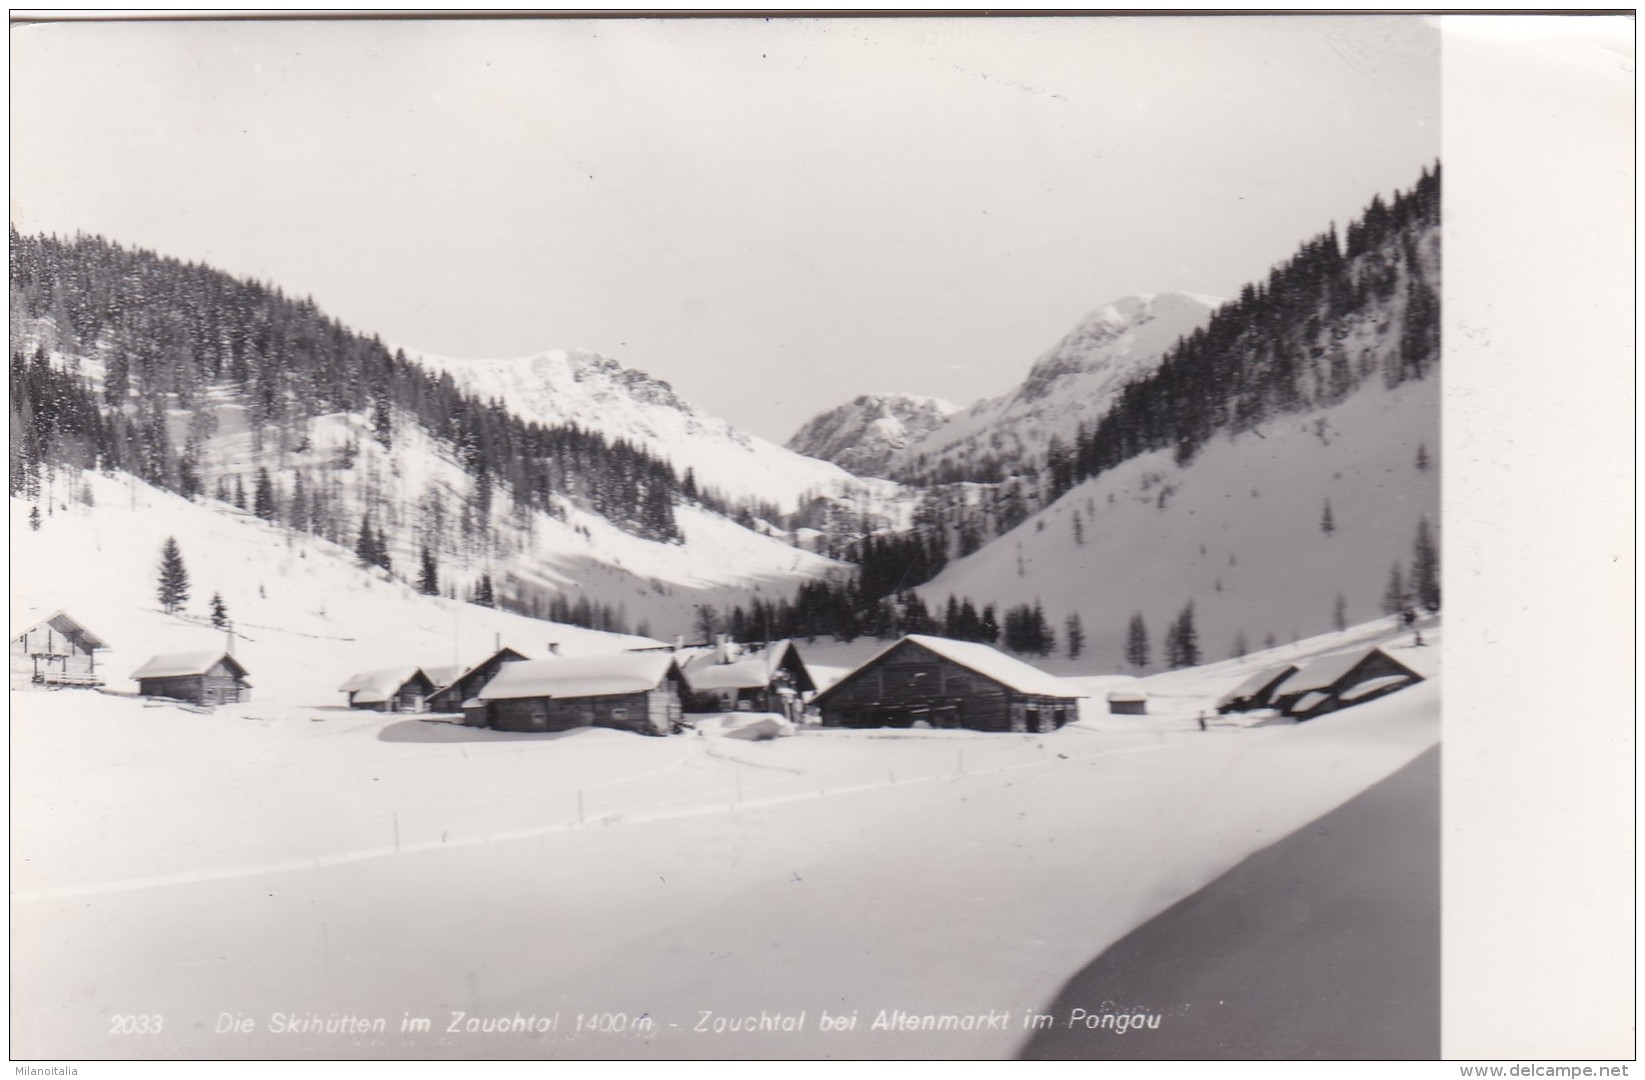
[1269,647,1423,720]
[814,634,1081,733]
[679,639,816,719]
[1107,688,1148,715]
[1215,663,1301,714]
[465,653,684,736]
[11,610,107,687]
[338,666,436,712]
[131,651,251,706]
[427,646,530,713]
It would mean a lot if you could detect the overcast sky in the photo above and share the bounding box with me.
[11,15,1438,442]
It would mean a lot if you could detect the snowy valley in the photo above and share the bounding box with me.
[10,167,1443,1061]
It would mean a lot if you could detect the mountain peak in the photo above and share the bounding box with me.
[786,393,962,478]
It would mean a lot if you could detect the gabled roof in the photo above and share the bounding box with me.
[431,646,531,694]
[339,665,431,703]
[131,651,249,680]
[821,634,1078,700]
[10,609,108,650]
[1215,663,1299,708]
[1272,647,1417,698]
[475,653,679,701]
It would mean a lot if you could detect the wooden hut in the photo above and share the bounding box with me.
[679,639,816,719]
[338,666,436,712]
[814,634,1081,733]
[1215,663,1300,714]
[1106,688,1148,715]
[427,646,530,713]
[10,610,107,687]
[464,653,684,736]
[130,651,251,706]
[1269,647,1423,720]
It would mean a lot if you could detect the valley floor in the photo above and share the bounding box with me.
[11,624,1439,1060]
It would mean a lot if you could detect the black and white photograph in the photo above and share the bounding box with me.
[7,11,1632,1066]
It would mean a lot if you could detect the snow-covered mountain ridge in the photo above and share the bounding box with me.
[784,392,961,479]
[407,346,908,519]
[884,291,1222,484]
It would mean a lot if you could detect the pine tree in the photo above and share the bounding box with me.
[1333,592,1348,632]
[979,604,1000,645]
[157,536,190,614]
[1065,611,1085,660]
[372,396,393,450]
[1321,499,1336,537]
[1411,514,1440,612]
[210,591,229,629]
[374,524,392,574]
[1381,563,1408,616]
[473,573,495,607]
[253,467,276,521]
[28,505,40,531]
[1415,442,1430,472]
[356,514,378,568]
[1167,602,1200,669]
[1231,630,1249,659]
[418,545,439,596]
[1125,612,1150,669]
[1072,510,1084,546]
[233,475,246,510]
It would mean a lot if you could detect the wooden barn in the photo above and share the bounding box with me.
[679,639,815,719]
[463,653,684,736]
[1107,688,1148,715]
[130,651,251,706]
[10,610,107,688]
[814,634,1081,733]
[338,666,436,712]
[426,646,529,713]
[1269,647,1424,720]
[1215,663,1301,714]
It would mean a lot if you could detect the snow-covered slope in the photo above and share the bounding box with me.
[917,372,1439,672]
[407,347,906,517]
[889,292,1221,481]
[9,470,662,709]
[785,393,960,478]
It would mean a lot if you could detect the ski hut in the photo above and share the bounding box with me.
[464,653,684,736]
[338,666,436,712]
[814,634,1081,733]
[679,639,816,719]
[130,651,251,706]
[426,646,530,713]
[1269,647,1423,721]
[1106,688,1148,715]
[1215,663,1301,714]
[10,610,107,687]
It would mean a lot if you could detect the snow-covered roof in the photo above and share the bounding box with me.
[684,657,772,692]
[830,635,1077,699]
[1106,689,1148,702]
[422,663,465,689]
[1291,691,1331,713]
[10,609,108,649]
[681,641,804,692]
[1215,663,1299,707]
[430,646,532,693]
[475,653,677,701]
[131,651,248,680]
[1339,674,1413,702]
[338,666,428,703]
[1272,648,1391,698]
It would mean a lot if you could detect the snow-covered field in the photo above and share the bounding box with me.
[12,605,1439,1059]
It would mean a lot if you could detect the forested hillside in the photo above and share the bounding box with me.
[9,230,684,543]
